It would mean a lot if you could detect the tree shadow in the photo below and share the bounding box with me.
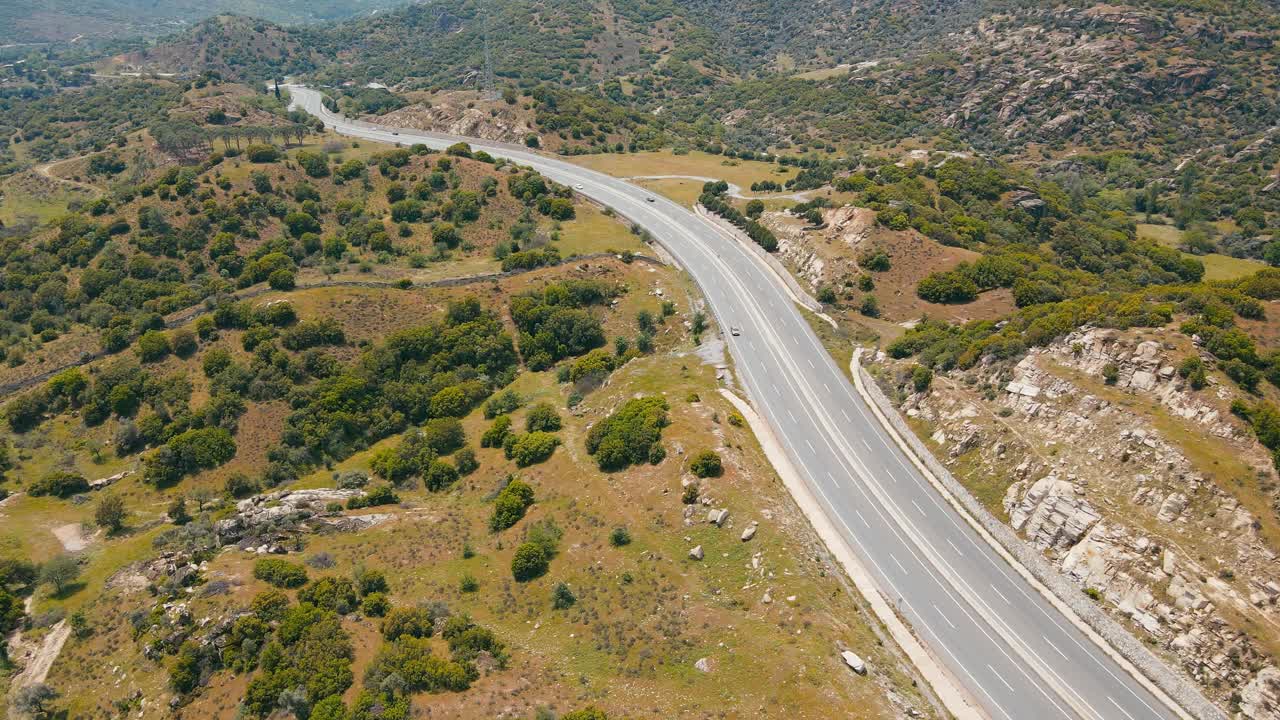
[49,581,87,601]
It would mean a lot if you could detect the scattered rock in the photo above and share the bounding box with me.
[741,523,758,542]
[1156,493,1187,523]
[689,545,704,561]
[694,657,711,673]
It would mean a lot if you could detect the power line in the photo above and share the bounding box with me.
[481,0,499,100]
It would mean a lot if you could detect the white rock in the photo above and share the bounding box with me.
[689,545,704,561]
[741,524,757,542]
[694,657,711,673]
[840,650,867,675]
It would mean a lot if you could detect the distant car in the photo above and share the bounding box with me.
[646,196,656,203]
[730,326,741,336]
[574,183,584,190]
[391,131,399,135]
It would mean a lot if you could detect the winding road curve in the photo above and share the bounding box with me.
[288,85,1214,720]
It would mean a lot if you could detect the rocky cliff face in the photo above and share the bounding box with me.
[881,326,1280,716]
[372,94,537,146]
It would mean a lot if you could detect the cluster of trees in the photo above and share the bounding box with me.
[271,298,518,486]
[890,276,1278,381]
[698,181,778,252]
[0,558,35,662]
[171,565,395,714]
[509,279,614,370]
[368,419,468,490]
[585,396,669,471]
[501,245,561,273]
[142,426,237,487]
[0,81,181,173]
[511,519,562,581]
[6,355,251,491]
[508,170,575,220]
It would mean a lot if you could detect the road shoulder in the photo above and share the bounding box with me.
[719,388,987,720]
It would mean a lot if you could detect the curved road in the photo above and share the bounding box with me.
[288,85,1196,720]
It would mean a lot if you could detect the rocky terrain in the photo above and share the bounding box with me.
[372,92,538,147]
[763,204,1016,324]
[878,326,1280,716]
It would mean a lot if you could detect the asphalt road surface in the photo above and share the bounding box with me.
[288,85,1187,720]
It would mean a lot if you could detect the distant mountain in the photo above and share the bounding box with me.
[85,0,1280,171]
[0,0,411,44]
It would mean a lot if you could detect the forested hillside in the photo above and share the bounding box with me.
[0,0,409,44]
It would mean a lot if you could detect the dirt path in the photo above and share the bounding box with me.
[6,615,71,718]
[32,159,100,195]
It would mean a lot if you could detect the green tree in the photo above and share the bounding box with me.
[911,365,933,393]
[511,542,549,581]
[94,495,129,534]
[136,330,171,362]
[40,555,80,595]
[490,479,535,531]
[297,150,330,178]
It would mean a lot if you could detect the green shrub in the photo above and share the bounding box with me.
[689,450,723,478]
[253,558,308,589]
[490,479,535,532]
[135,330,171,362]
[381,606,435,640]
[298,576,359,614]
[1102,362,1119,385]
[454,447,479,476]
[354,568,388,596]
[480,415,512,448]
[585,397,669,471]
[28,471,89,498]
[362,593,390,617]
[524,403,562,432]
[347,485,399,509]
[911,365,933,393]
[917,271,979,304]
[511,542,549,582]
[484,389,522,419]
[424,459,459,491]
[246,144,280,163]
[552,582,576,609]
[503,432,560,467]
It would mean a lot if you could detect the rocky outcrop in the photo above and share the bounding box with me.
[214,488,392,550]
[1004,475,1100,551]
[1241,667,1280,719]
[890,325,1280,713]
[374,96,535,145]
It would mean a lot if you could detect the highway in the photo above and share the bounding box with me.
[287,85,1193,720]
